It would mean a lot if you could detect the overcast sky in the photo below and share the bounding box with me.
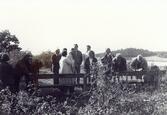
[0,0,167,54]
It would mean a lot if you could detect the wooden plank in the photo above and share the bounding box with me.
[38,84,86,88]
[37,73,85,79]
[35,70,166,89]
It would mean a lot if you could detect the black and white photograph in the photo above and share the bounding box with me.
[0,0,167,114]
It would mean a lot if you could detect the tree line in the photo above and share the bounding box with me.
[1,30,166,68]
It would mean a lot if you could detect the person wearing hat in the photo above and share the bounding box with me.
[0,53,15,92]
[112,53,127,72]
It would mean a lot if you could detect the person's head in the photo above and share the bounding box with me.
[1,53,10,62]
[74,44,78,50]
[116,53,122,58]
[106,48,111,55]
[116,53,123,61]
[137,54,143,62]
[55,49,60,55]
[62,49,67,57]
[87,45,91,51]
[23,53,33,65]
[70,48,75,53]
[89,50,95,59]
[63,48,67,51]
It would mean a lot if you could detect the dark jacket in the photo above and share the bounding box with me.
[131,58,148,71]
[0,62,14,87]
[101,54,113,68]
[14,59,32,92]
[84,57,98,74]
[52,54,61,74]
[52,54,61,66]
[72,50,83,66]
[112,56,127,72]
[72,50,83,73]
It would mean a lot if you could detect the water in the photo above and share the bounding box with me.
[148,61,167,67]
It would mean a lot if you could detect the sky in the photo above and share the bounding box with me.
[0,0,167,55]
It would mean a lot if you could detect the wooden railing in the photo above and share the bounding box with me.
[35,70,166,90]
[37,74,90,91]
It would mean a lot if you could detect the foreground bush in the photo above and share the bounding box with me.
[0,74,167,115]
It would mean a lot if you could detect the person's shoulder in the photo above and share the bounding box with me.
[94,58,98,62]
[52,54,56,57]
[85,57,89,61]
[78,50,82,54]
[113,57,117,60]
[122,57,126,61]
[132,57,137,61]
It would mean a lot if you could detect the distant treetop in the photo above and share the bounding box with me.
[96,48,157,58]
[0,30,22,53]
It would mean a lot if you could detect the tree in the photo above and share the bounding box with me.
[0,30,21,53]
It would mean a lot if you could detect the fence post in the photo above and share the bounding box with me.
[83,75,87,91]
[54,74,59,85]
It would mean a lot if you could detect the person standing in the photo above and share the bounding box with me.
[81,45,92,73]
[60,48,75,74]
[14,53,33,92]
[51,49,61,74]
[84,50,98,86]
[101,48,114,74]
[84,50,98,74]
[72,44,83,73]
[59,49,68,74]
[85,45,91,58]
[59,49,75,94]
[0,53,15,92]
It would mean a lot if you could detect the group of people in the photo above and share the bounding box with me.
[0,52,42,93]
[101,48,148,74]
[51,44,149,77]
[51,44,97,75]
[0,44,149,93]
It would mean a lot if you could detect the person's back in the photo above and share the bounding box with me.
[14,53,33,92]
[113,55,127,72]
[101,48,114,75]
[61,53,75,74]
[131,55,148,71]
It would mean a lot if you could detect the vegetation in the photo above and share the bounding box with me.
[34,51,53,68]
[0,30,21,53]
[96,48,156,58]
[0,70,167,114]
[1,30,167,114]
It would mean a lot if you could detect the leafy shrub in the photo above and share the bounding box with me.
[0,66,167,114]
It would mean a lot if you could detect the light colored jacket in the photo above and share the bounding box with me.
[59,54,75,84]
[61,54,75,74]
